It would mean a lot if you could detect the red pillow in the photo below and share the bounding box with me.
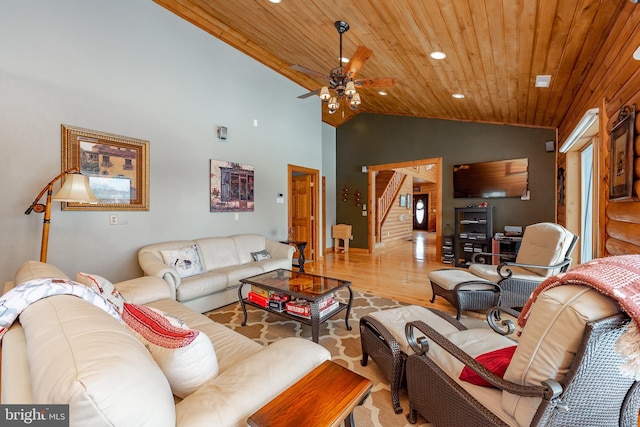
[459,345,517,387]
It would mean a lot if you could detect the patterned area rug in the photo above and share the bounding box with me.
[206,290,490,427]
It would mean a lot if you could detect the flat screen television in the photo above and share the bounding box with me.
[453,158,528,198]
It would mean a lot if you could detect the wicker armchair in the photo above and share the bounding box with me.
[403,285,640,426]
[469,222,578,314]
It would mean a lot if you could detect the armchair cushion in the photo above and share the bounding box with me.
[460,345,517,387]
[514,223,575,277]
[502,285,620,426]
[469,264,543,283]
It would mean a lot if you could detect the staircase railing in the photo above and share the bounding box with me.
[376,172,406,240]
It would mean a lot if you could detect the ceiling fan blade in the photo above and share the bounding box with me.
[343,45,373,77]
[291,64,331,82]
[297,88,321,99]
[355,77,398,88]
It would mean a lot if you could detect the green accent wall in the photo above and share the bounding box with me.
[337,113,557,248]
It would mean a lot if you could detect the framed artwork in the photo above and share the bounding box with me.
[399,194,407,207]
[210,159,254,212]
[608,105,635,200]
[61,125,149,210]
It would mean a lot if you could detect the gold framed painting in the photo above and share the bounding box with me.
[608,105,635,201]
[61,125,149,210]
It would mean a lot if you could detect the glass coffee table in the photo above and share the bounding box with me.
[238,269,353,343]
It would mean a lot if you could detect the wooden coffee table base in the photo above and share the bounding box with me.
[248,360,372,427]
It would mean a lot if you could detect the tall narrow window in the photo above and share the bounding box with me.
[580,144,594,262]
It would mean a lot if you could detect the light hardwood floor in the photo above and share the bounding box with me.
[305,231,460,315]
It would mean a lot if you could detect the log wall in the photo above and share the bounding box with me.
[557,2,640,257]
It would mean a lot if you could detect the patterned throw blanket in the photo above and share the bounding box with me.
[518,254,640,379]
[0,278,120,339]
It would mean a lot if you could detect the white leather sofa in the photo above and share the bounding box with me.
[138,234,295,313]
[1,261,330,427]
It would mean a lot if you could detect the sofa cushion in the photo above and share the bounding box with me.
[501,285,620,426]
[254,256,293,273]
[231,234,268,264]
[216,264,264,287]
[19,295,175,427]
[196,237,241,270]
[176,337,330,426]
[176,271,229,302]
[251,249,271,261]
[14,260,69,285]
[161,244,204,278]
[123,303,218,398]
[116,276,173,305]
[76,272,126,314]
[147,298,263,373]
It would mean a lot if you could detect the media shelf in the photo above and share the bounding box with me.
[454,207,493,268]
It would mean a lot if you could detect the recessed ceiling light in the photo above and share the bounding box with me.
[268,0,281,3]
[452,93,465,99]
[430,51,446,60]
[340,56,349,63]
[634,45,640,60]
[378,90,388,96]
[535,75,551,87]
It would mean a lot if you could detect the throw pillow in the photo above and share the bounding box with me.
[121,303,218,398]
[251,249,271,262]
[459,345,517,387]
[76,272,126,315]
[160,245,204,278]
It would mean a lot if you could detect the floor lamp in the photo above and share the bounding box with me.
[25,167,98,263]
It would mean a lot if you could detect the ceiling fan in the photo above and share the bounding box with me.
[292,21,398,114]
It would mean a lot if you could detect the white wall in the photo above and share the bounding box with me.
[0,1,327,283]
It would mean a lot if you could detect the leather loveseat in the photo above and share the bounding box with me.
[138,234,294,312]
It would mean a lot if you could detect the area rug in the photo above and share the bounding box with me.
[206,290,491,427]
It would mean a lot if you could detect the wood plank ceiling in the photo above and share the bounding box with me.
[153,0,624,128]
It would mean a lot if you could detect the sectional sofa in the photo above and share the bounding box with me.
[1,260,330,426]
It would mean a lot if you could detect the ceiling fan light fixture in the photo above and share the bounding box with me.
[319,86,330,101]
[328,96,339,113]
[349,93,361,110]
[345,81,356,97]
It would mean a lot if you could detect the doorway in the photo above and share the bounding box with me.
[367,158,443,256]
[562,110,600,263]
[413,194,429,230]
[288,164,320,262]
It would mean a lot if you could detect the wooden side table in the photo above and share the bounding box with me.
[280,240,307,272]
[248,360,372,427]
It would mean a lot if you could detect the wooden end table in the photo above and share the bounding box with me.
[279,240,307,272]
[248,360,372,427]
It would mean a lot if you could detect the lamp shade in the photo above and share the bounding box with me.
[319,86,330,101]
[52,173,98,203]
